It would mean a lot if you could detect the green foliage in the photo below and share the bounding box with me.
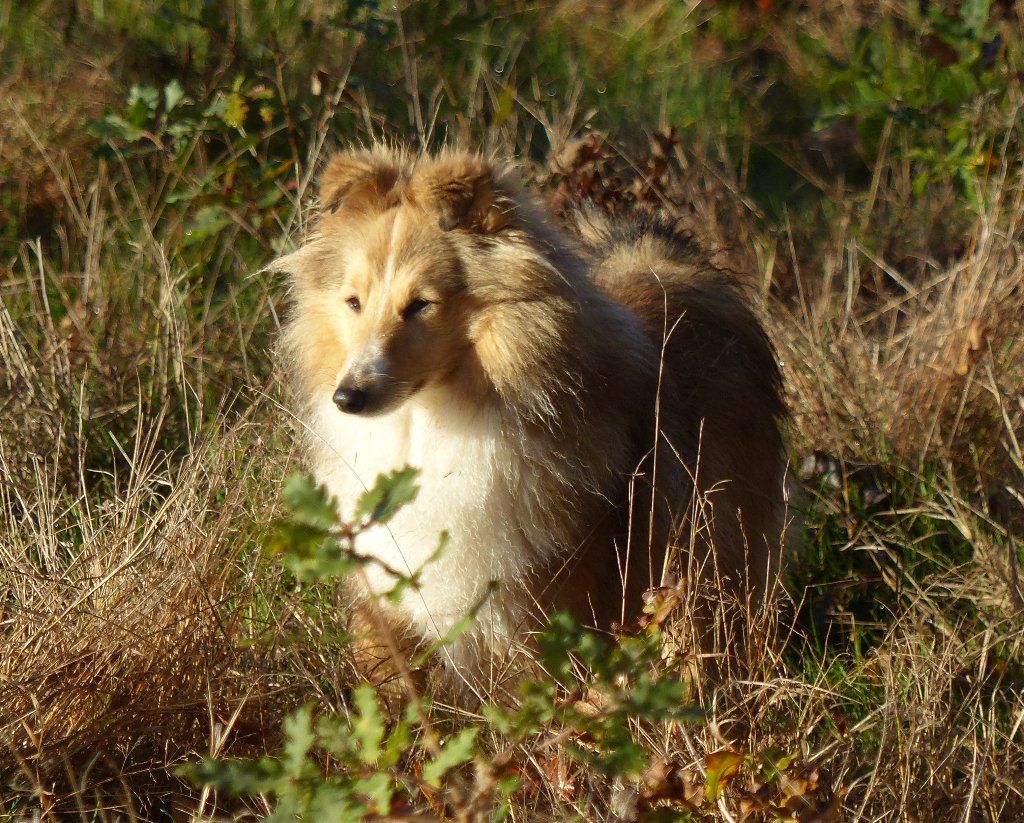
[806,12,1011,207]
[281,473,340,531]
[488,613,704,777]
[86,75,293,253]
[189,468,702,818]
[185,470,429,818]
[788,458,996,686]
[13,0,1016,260]
[421,727,479,787]
[268,470,419,582]
[353,466,419,525]
[185,697,414,820]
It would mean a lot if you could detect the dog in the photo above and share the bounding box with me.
[275,145,787,694]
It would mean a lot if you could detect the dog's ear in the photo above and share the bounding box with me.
[319,150,402,215]
[408,155,515,234]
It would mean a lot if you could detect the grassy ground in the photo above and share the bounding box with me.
[2,0,1024,819]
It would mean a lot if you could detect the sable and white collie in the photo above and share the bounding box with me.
[276,145,787,689]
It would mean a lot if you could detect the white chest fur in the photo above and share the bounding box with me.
[308,390,549,660]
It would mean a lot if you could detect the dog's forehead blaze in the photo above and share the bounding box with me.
[334,212,393,294]
[341,206,461,302]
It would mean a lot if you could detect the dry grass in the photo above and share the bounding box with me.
[3,0,1024,819]
[1,165,260,814]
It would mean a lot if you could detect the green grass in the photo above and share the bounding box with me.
[3,0,1024,819]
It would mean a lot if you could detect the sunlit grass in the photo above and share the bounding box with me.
[3,0,1024,818]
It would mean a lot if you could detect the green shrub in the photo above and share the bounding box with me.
[184,470,702,819]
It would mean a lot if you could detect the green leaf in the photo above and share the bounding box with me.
[355,467,420,524]
[87,115,145,143]
[493,86,515,127]
[163,79,185,112]
[932,65,976,106]
[126,83,159,124]
[352,772,393,814]
[203,96,228,120]
[757,747,798,781]
[351,685,386,765]
[422,727,478,786]
[223,90,249,128]
[704,749,744,802]
[180,755,282,794]
[282,473,338,529]
[380,711,413,769]
[272,525,354,581]
[913,171,929,196]
[537,611,585,682]
[165,171,216,205]
[306,790,367,821]
[166,121,198,148]
[182,205,233,245]
[961,0,991,35]
[282,706,316,774]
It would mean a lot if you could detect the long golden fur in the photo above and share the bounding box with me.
[276,145,787,693]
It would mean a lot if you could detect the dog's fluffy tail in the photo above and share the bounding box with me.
[572,206,785,422]
[571,205,726,322]
[572,205,706,272]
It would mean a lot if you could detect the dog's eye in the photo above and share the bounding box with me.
[402,298,431,319]
[346,297,361,313]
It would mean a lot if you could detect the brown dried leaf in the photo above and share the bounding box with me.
[538,752,578,801]
[955,319,990,375]
[641,756,703,809]
[639,582,686,631]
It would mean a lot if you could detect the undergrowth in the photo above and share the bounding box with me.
[3,0,1024,820]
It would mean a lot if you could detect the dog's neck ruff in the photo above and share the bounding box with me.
[308,385,563,669]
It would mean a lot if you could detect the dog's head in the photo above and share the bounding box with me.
[280,147,553,417]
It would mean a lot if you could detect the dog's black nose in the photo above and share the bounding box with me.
[333,385,368,414]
